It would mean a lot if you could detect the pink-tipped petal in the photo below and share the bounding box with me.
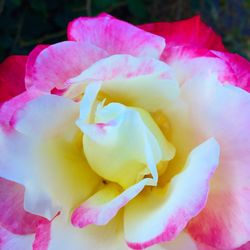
[139,16,226,51]
[182,75,250,249]
[71,179,149,228]
[187,188,250,250]
[0,90,42,128]
[211,51,250,92]
[0,226,34,250]
[67,14,165,58]
[161,45,250,92]
[25,44,49,90]
[0,177,48,235]
[124,139,219,249]
[235,241,250,250]
[0,95,100,219]
[0,56,27,103]
[25,41,107,92]
[32,212,60,250]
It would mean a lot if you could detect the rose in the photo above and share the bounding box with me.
[0,13,249,250]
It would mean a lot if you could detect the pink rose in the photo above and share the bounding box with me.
[0,14,250,250]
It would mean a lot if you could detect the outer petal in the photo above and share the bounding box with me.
[0,226,34,250]
[25,44,49,90]
[161,45,250,91]
[0,90,41,128]
[0,56,27,103]
[0,178,47,235]
[0,95,101,219]
[25,41,107,92]
[124,139,219,249]
[187,188,250,250]
[67,14,165,58]
[211,51,250,92]
[139,16,226,51]
[181,75,250,248]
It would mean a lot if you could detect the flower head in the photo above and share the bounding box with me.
[0,13,250,250]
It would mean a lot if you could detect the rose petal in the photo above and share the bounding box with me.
[211,51,250,92]
[0,226,34,250]
[139,15,226,51]
[33,220,51,250]
[0,95,101,219]
[25,41,107,92]
[25,44,49,90]
[235,241,250,250]
[48,212,130,250]
[0,90,41,128]
[0,56,27,103]
[187,188,250,250]
[77,84,174,187]
[13,94,79,138]
[161,45,250,91]
[32,212,60,250]
[124,138,219,249]
[161,232,197,250]
[181,75,250,248]
[0,177,47,235]
[67,54,179,112]
[67,13,165,58]
[71,180,149,228]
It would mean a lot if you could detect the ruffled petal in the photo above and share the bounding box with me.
[0,95,101,219]
[139,16,226,51]
[0,56,27,103]
[124,139,219,249]
[161,45,250,91]
[0,226,34,250]
[67,13,165,58]
[0,177,47,235]
[25,41,107,92]
[25,44,49,90]
[181,75,250,249]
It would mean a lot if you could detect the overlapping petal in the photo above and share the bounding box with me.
[124,139,219,249]
[67,54,179,112]
[67,13,165,59]
[0,178,47,235]
[25,41,107,92]
[0,95,101,219]
[139,15,226,51]
[181,75,250,248]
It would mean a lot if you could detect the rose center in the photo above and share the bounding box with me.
[76,83,175,189]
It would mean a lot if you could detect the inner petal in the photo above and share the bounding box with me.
[76,83,175,189]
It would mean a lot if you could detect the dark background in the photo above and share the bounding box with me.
[0,0,249,62]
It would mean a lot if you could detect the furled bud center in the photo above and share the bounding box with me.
[76,83,175,189]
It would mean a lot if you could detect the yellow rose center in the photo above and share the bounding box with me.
[76,83,175,189]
